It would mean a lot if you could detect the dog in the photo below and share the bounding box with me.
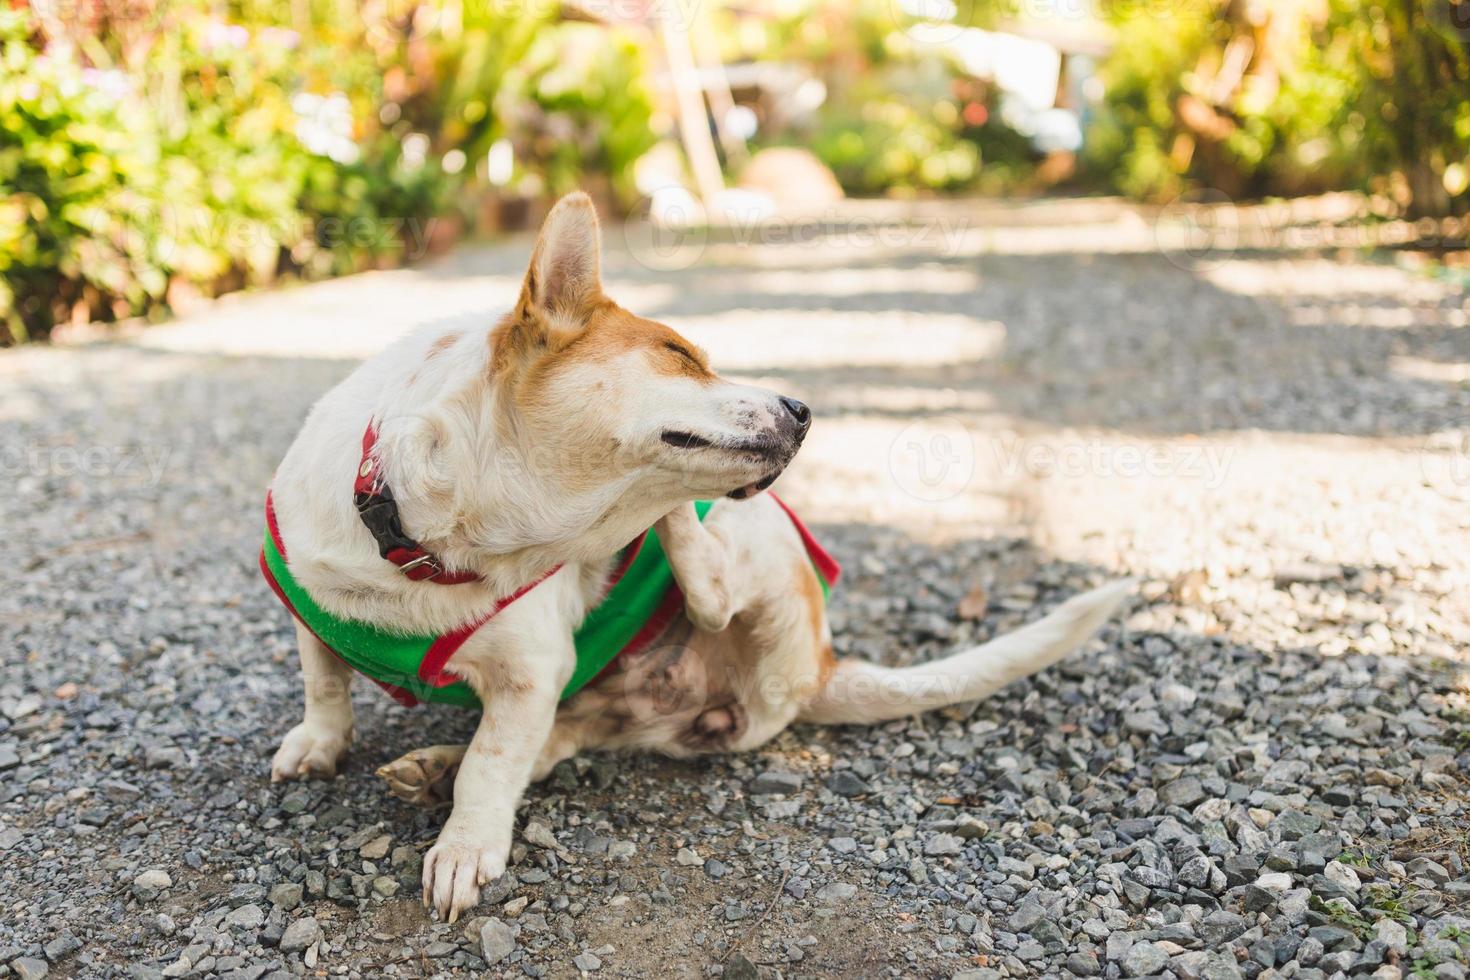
[263,191,1131,922]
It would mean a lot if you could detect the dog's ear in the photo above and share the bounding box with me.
[517,191,603,322]
[493,193,603,376]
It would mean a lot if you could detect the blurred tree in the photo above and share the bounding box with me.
[1086,0,1470,217]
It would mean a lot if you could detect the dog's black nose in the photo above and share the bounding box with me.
[779,396,811,434]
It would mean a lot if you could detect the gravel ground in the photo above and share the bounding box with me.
[2,198,1468,980]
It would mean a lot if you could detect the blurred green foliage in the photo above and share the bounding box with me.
[732,0,1027,195]
[0,1,653,343]
[6,0,1465,343]
[1085,0,1470,216]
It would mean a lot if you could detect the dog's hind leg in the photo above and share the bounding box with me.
[654,502,747,633]
[377,718,588,806]
[271,621,355,781]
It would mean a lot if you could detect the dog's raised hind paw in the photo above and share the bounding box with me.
[376,744,465,805]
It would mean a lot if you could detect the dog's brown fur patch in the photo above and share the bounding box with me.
[427,332,461,359]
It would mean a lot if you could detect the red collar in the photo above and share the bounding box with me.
[354,422,485,584]
[352,420,648,592]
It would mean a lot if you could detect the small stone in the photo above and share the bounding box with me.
[359,834,391,860]
[42,934,80,960]
[522,822,563,853]
[1124,710,1168,737]
[1160,777,1207,809]
[1273,810,1321,841]
[371,875,398,898]
[1405,857,1450,883]
[1008,901,1046,932]
[132,868,172,900]
[720,954,759,980]
[268,882,303,911]
[12,958,48,980]
[1374,919,1408,954]
[676,847,701,866]
[224,904,264,931]
[816,881,857,903]
[1200,910,1248,946]
[279,917,321,953]
[1066,951,1101,976]
[480,918,516,965]
[573,950,602,972]
[1123,942,1169,977]
[749,770,803,794]
[1307,924,1359,952]
[826,771,872,797]
[1323,860,1360,892]
[828,837,858,854]
[954,815,989,839]
[1273,561,1340,588]
[1256,871,1293,892]
[607,840,636,860]
[923,833,963,856]
[1242,885,1276,912]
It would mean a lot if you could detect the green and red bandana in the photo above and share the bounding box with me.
[260,494,840,708]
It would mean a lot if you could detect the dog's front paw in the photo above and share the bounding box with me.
[270,722,352,782]
[422,822,506,923]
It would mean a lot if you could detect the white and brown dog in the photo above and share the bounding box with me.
[264,192,1130,922]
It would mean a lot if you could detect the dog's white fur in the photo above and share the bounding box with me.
[268,192,1132,922]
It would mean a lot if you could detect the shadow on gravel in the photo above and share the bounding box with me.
[627,250,1470,440]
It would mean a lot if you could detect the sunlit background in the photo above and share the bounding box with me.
[4,0,1468,344]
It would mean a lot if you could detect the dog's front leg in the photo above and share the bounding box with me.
[421,639,567,923]
[271,621,354,781]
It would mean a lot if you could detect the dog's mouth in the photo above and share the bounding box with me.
[726,471,779,500]
[660,430,788,499]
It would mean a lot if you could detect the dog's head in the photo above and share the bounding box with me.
[488,193,810,520]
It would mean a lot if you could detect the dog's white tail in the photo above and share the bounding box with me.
[798,580,1133,726]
